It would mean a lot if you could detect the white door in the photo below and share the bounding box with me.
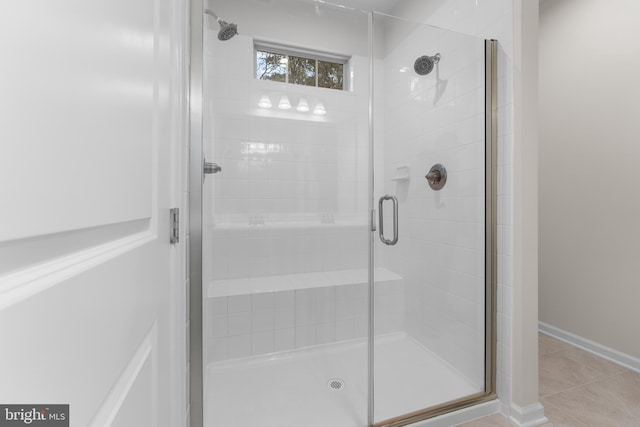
[0,1,187,426]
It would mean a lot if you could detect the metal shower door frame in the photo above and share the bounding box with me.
[368,37,499,427]
[189,0,204,425]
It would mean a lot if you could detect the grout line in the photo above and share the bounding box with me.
[539,340,634,399]
[538,334,640,427]
[539,377,604,400]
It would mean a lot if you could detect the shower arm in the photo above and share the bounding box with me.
[204,9,222,24]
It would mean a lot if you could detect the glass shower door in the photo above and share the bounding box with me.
[370,13,495,425]
[200,1,371,426]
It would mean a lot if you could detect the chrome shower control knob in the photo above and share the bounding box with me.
[425,164,447,190]
[426,170,441,184]
[204,162,222,174]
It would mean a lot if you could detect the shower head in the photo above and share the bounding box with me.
[204,9,238,41]
[217,21,238,41]
[414,53,441,76]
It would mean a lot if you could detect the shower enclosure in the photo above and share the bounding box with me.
[190,1,497,426]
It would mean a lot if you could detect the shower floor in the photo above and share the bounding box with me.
[204,333,481,427]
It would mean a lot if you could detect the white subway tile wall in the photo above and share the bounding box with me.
[205,280,403,363]
[202,33,373,365]
[376,18,487,388]
[204,36,369,227]
[207,224,369,281]
[412,0,515,408]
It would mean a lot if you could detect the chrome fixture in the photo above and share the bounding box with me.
[169,208,179,244]
[204,9,238,41]
[433,60,448,105]
[414,53,441,76]
[327,378,345,390]
[378,195,398,245]
[204,160,222,175]
[425,164,447,190]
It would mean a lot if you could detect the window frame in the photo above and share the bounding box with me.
[254,41,350,91]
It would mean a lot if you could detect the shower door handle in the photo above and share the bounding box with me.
[378,195,398,245]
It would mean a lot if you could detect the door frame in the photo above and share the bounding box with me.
[188,0,205,426]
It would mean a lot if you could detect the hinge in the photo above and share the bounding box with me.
[170,208,179,244]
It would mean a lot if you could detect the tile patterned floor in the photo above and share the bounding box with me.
[457,333,640,426]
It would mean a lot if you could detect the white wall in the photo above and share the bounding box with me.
[511,0,541,418]
[210,0,370,56]
[204,0,370,227]
[539,0,640,360]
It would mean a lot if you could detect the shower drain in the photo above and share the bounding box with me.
[327,378,345,390]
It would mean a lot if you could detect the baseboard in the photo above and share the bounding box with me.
[539,322,640,374]
[508,402,549,427]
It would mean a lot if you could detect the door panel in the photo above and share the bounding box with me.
[0,1,156,242]
[372,13,488,424]
[199,2,370,426]
[0,1,186,426]
[97,331,155,427]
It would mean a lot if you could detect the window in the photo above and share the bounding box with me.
[255,43,347,90]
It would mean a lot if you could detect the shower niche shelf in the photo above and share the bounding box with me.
[390,165,410,182]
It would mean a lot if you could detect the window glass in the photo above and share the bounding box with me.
[288,55,316,86]
[256,50,287,82]
[318,61,344,90]
[256,46,346,91]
